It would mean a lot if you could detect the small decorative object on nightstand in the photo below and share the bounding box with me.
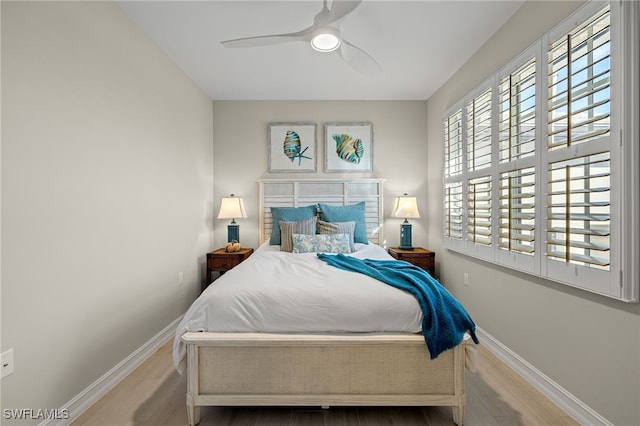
[388,247,435,277]
[204,247,253,291]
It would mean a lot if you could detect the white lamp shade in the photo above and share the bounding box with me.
[217,196,247,220]
[392,195,420,219]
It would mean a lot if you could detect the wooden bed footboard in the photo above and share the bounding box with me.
[182,332,467,426]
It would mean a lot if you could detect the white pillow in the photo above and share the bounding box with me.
[292,233,351,254]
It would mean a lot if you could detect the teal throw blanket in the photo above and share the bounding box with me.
[317,253,479,359]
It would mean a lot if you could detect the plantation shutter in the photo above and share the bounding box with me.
[444,109,464,245]
[467,176,492,245]
[499,59,536,163]
[545,5,612,280]
[444,182,463,240]
[547,153,610,268]
[496,58,537,271]
[547,6,610,150]
[499,167,536,254]
[440,1,637,301]
[444,109,463,178]
[467,89,492,171]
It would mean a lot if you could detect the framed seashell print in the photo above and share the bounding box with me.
[268,123,317,172]
[324,122,373,172]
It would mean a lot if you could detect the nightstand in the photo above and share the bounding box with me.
[205,247,253,290]
[388,247,435,277]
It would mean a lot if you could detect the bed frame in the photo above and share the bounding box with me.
[182,179,468,425]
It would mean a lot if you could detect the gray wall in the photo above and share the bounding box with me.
[1,2,214,422]
[212,101,429,251]
[426,1,640,425]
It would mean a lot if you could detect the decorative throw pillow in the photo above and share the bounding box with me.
[269,205,318,245]
[292,233,352,254]
[317,220,356,251]
[279,216,317,252]
[318,202,368,244]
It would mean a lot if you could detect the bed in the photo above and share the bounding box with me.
[173,179,476,426]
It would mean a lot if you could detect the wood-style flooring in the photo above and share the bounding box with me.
[72,339,578,426]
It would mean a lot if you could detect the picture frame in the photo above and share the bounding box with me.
[324,122,373,172]
[268,123,317,172]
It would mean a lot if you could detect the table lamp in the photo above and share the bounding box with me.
[217,194,247,243]
[392,194,420,250]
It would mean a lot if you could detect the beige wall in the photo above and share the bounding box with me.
[212,101,429,251]
[1,1,213,422]
[3,1,638,425]
[426,2,640,425]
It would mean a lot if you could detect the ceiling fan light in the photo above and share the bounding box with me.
[311,32,341,52]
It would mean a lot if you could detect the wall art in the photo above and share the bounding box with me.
[268,123,317,172]
[324,122,373,172]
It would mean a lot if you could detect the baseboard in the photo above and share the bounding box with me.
[40,316,183,426]
[476,327,613,426]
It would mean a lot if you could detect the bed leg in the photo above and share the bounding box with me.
[452,403,465,426]
[186,391,200,426]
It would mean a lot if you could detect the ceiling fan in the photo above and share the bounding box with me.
[221,0,382,74]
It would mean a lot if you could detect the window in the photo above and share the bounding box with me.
[443,109,464,242]
[442,1,639,302]
[497,57,538,271]
[465,88,493,247]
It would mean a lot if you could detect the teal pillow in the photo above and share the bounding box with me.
[318,202,368,244]
[269,205,318,245]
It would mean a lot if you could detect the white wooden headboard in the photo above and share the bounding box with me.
[259,179,385,246]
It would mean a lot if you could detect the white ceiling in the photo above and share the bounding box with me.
[116,0,525,101]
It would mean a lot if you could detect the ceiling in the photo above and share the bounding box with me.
[116,1,525,101]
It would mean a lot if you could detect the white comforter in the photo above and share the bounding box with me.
[172,242,422,371]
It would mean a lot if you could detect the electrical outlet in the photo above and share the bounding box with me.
[464,272,470,287]
[1,349,14,379]
[178,272,184,287]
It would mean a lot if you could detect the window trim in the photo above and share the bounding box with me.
[618,0,640,302]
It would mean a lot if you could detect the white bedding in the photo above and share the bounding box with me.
[172,242,422,372]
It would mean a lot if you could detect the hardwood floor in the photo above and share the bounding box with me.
[72,339,578,426]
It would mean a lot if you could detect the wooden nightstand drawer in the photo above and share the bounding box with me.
[388,247,435,277]
[204,247,253,291]
[208,255,240,271]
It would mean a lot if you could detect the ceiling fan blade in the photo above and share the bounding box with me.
[222,29,310,48]
[312,0,331,27]
[324,1,363,26]
[338,39,382,74]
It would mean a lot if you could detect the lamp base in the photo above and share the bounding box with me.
[399,222,413,250]
[227,224,239,243]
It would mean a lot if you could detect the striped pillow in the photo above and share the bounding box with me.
[279,216,317,252]
[317,220,356,251]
